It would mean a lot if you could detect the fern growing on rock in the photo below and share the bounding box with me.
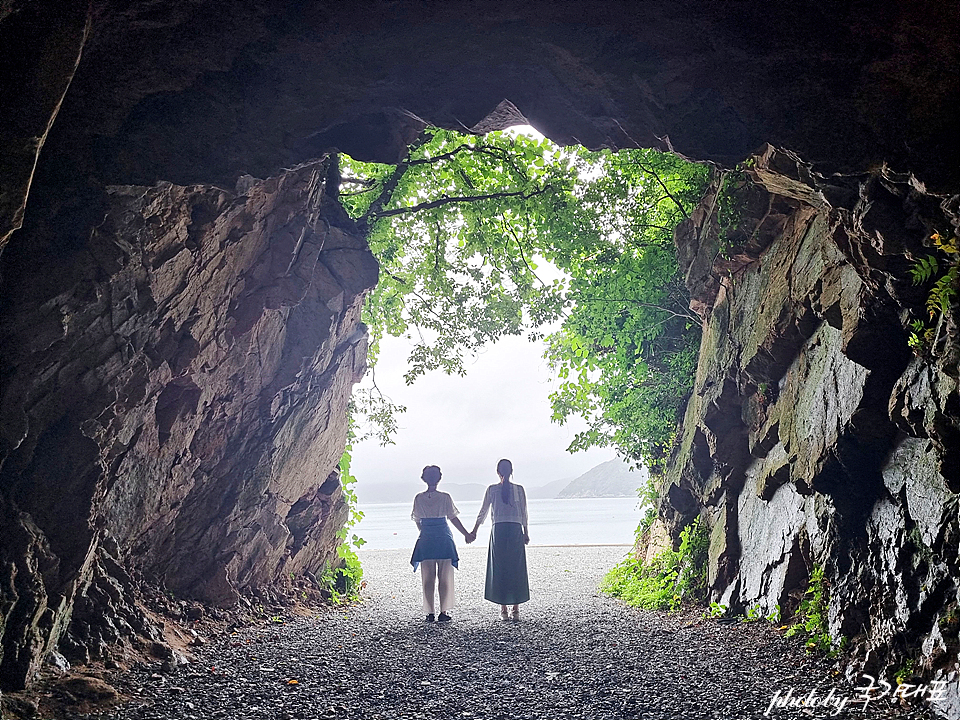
[907,232,958,355]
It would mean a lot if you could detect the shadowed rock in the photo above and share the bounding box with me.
[655,147,959,706]
[0,159,376,688]
[1,0,959,698]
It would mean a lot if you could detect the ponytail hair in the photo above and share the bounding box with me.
[497,458,513,504]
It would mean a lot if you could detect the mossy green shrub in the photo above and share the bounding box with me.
[602,517,709,610]
[319,548,363,604]
[318,449,366,604]
[938,604,959,638]
[634,475,663,539]
[784,565,846,655]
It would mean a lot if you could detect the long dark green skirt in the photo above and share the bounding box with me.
[484,522,530,605]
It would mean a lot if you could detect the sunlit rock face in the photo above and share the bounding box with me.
[1,0,959,694]
[662,146,959,703]
[0,159,376,688]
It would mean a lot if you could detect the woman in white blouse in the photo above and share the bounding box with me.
[410,465,471,622]
[469,458,530,622]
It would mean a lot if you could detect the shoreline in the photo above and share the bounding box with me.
[358,543,635,551]
[357,497,640,506]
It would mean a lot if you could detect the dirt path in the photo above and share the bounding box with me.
[100,546,931,720]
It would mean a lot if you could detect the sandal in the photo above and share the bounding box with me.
[511,608,520,623]
[499,608,510,622]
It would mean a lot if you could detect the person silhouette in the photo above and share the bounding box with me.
[468,458,530,621]
[410,465,471,622]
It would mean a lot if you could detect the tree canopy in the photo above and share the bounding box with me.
[340,128,710,471]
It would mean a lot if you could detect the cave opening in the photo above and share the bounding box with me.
[337,123,709,598]
[341,123,705,488]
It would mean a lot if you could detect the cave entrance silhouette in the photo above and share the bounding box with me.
[1,3,958,710]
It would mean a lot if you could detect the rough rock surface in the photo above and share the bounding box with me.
[2,0,960,701]
[3,0,960,249]
[0,1,89,249]
[0,159,378,689]
[655,146,960,714]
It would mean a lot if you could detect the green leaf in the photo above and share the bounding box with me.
[909,255,938,284]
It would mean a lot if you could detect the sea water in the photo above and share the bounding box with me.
[354,496,643,551]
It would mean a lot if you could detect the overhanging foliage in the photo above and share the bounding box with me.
[340,128,711,470]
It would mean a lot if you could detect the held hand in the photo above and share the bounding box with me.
[466,531,477,544]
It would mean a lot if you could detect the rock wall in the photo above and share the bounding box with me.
[4,0,959,251]
[658,146,959,707]
[0,159,378,689]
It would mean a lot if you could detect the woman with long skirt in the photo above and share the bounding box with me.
[410,465,471,622]
[470,458,530,622]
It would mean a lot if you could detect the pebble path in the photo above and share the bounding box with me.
[103,546,934,720]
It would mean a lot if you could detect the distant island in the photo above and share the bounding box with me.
[555,458,645,498]
[524,476,574,499]
[356,458,643,504]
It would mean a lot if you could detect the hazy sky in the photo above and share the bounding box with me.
[349,332,616,492]
[348,125,615,495]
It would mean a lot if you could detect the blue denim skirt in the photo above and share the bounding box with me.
[410,517,459,572]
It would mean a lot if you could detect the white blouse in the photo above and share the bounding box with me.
[476,483,528,528]
[411,490,459,522]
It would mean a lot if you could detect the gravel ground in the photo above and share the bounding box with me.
[93,545,934,720]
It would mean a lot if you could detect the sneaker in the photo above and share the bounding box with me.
[511,608,520,623]
[425,614,435,622]
[499,608,510,622]
[437,612,452,622]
